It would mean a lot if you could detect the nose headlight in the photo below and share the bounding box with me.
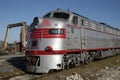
[33,17,43,25]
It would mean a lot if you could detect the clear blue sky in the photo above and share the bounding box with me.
[0,0,120,43]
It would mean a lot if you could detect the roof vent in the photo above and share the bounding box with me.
[56,8,61,11]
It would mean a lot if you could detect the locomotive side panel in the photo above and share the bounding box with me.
[82,29,113,49]
[80,17,120,50]
[66,27,81,50]
[74,28,81,49]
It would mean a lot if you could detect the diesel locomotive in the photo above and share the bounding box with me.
[26,8,120,73]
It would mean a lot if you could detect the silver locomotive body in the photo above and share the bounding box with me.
[26,8,120,73]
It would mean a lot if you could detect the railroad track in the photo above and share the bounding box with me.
[1,73,58,80]
[0,73,26,80]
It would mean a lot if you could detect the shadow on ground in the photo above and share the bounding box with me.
[7,56,26,72]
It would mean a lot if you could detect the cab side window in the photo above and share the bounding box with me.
[72,16,78,25]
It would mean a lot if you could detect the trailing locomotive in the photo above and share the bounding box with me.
[26,8,120,73]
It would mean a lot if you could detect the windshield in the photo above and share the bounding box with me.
[53,12,69,20]
[43,12,51,18]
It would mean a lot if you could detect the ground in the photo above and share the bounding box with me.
[0,53,120,80]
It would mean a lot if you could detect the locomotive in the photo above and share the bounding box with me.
[26,8,120,73]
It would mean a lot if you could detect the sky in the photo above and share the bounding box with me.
[0,0,120,43]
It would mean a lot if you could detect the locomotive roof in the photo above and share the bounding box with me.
[70,10,119,31]
[45,8,119,31]
[53,8,90,19]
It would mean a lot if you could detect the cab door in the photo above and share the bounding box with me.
[71,16,81,49]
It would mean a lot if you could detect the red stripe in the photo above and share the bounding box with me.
[27,47,120,55]
[27,50,66,55]
[30,28,66,38]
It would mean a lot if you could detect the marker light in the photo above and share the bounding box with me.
[45,46,53,52]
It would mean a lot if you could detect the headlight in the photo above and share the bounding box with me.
[33,17,43,25]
